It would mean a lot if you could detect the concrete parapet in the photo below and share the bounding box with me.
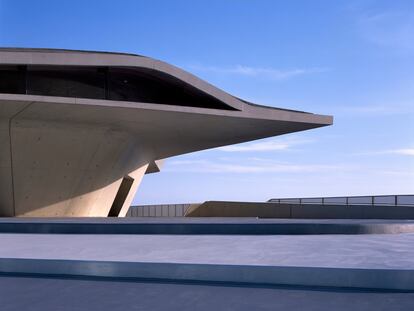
[185,201,414,219]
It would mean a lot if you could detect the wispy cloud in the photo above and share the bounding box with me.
[358,11,414,51]
[335,102,414,116]
[394,149,414,156]
[187,64,330,80]
[217,138,314,152]
[354,148,414,157]
[167,158,347,174]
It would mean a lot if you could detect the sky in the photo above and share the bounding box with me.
[0,0,413,204]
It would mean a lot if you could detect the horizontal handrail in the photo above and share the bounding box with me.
[268,194,414,206]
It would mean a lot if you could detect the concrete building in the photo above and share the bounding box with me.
[0,48,332,217]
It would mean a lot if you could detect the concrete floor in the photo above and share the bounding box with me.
[1,223,414,307]
[0,275,413,311]
[0,233,414,269]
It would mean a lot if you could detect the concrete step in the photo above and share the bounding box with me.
[1,258,413,291]
[0,218,414,234]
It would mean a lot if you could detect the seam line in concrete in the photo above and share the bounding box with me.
[8,102,34,216]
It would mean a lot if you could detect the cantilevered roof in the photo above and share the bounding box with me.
[0,48,333,160]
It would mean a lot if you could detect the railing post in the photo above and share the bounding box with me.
[322,198,325,206]
[346,197,349,206]
[395,195,398,206]
[371,196,374,207]
[299,198,302,206]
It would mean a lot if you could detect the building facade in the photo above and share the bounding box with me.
[0,48,332,217]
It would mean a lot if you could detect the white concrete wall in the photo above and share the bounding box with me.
[0,101,31,216]
[11,120,150,217]
[0,100,152,217]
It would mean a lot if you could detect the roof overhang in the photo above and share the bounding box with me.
[0,94,332,160]
[0,48,333,160]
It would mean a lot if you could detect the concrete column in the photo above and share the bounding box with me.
[117,165,149,217]
[8,118,151,217]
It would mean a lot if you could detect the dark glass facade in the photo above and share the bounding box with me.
[0,65,236,110]
[27,66,106,99]
[0,66,26,94]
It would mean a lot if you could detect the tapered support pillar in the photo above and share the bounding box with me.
[2,114,151,217]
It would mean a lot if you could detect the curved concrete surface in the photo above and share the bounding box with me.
[0,48,332,217]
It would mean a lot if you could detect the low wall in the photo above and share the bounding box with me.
[127,204,199,217]
[185,201,414,219]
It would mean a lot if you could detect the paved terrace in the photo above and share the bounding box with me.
[0,218,414,309]
[0,218,414,291]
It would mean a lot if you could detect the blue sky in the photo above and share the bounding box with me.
[0,0,413,204]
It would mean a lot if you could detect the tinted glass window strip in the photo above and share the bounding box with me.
[0,65,236,110]
[107,68,236,110]
[27,66,106,99]
[0,65,26,94]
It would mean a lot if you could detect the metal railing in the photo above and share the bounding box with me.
[127,195,414,217]
[268,194,414,206]
[127,204,192,217]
